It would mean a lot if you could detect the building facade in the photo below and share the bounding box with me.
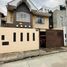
[0,0,65,53]
[0,0,51,53]
[53,6,66,30]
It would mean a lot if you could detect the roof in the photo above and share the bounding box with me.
[7,0,38,11]
[0,7,6,16]
[32,10,51,16]
[7,0,51,16]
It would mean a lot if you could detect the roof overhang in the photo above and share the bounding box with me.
[7,5,16,11]
[7,0,37,11]
[7,0,51,17]
[0,12,5,17]
[31,10,51,17]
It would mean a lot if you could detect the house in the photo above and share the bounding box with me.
[0,0,51,53]
[7,0,51,48]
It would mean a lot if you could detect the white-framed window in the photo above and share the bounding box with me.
[16,12,30,22]
[36,17,44,24]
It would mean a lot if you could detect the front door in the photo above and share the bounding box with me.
[40,32,46,48]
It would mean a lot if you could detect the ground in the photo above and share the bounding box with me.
[0,52,67,67]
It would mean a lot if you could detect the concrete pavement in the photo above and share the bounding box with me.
[0,47,67,63]
[0,52,67,67]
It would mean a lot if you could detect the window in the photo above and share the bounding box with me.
[20,33,23,41]
[65,34,66,38]
[1,35,5,40]
[27,33,29,41]
[36,17,44,24]
[2,41,9,45]
[33,33,35,41]
[16,12,30,22]
[13,33,16,42]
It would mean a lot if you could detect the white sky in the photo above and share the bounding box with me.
[0,0,65,15]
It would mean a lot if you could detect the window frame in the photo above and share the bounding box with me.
[16,12,31,22]
[36,16,44,24]
[13,32,16,42]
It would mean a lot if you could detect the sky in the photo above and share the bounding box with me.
[0,0,65,15]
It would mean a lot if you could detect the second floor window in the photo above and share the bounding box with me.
[36,17,44,24]
[16,12,30,22]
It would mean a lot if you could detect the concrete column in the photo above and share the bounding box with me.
[63,0,67,46]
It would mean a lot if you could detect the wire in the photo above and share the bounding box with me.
[28,0,38,10]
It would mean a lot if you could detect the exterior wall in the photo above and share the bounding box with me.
[7,11,14,24]
[32,15,49,29]
[53,10,66,30]
[63,0,67,46]
[6,3,32,28]
[0,27,39,53]
[6,10,49,29]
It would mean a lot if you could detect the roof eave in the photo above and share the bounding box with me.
[7,4,16,11]
[31,10,51,16]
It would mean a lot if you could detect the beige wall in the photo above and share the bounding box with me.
[7,11,49,30]
[7,11,14,24]
[32,15,49,29]
[0,27,39,53]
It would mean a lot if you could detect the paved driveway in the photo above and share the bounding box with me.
[0,52,67,67]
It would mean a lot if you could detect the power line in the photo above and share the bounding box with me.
[28,0,38,10]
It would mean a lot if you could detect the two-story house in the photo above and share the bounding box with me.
[7,0,51,48]
[0,0,65,53]
[0,0,51,53]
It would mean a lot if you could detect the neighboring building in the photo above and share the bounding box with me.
[47,5,65,48]
[0,12,6,27]
[53,5,66,30]
[63,0,67,46]
[0,12,2,26]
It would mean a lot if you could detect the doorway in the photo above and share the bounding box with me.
[40,32,46,48]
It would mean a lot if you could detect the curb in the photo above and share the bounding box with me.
[0,49,67,64]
